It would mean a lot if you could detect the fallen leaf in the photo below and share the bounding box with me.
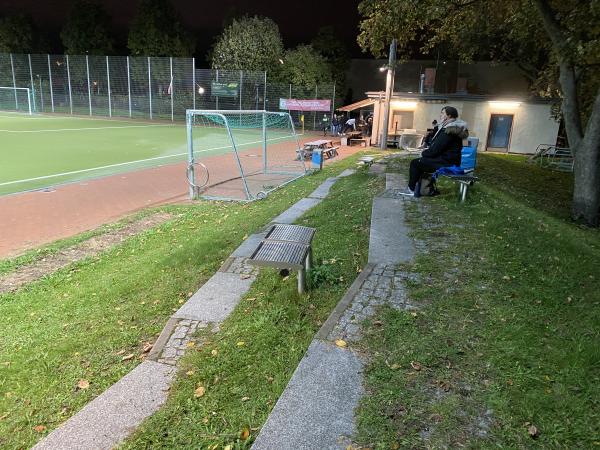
[241,274,251,280]
[335,339,347,348]
[77,379,90,390]
[390,363,401,370]
[116,349,126,356]
[142,343,153,353]
[241,396,250,402]
[240,427,250,440]
[186,370,195,376]
[410,361,422,371]
[33,425,47,433]
[186,342,196,348]
[224,445,232,450]
[373,320,383,326]
[211,349,218,356]
[236,341,246,347]
[0,413,9,421]
[202,417,209,424]
[528,424,539,438]
[194,386,206,398]
[121,353,135,361]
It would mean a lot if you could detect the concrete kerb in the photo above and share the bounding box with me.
[34,169,354,450]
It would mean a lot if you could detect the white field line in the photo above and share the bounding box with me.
[0,124,179,133]
[0,135,295,187]
[0,111,182,125]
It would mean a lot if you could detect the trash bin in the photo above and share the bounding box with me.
[311,149,324,170]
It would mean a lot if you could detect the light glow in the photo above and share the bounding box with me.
[489,101,521,109]
[391,101,417,109]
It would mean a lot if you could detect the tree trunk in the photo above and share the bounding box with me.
[570,86,600,226]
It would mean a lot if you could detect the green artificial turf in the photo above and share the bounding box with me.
[0,113,299,195]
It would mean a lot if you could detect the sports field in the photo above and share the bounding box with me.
[0,112,300,196]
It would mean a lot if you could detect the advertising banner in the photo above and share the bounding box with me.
[211,81,239,97]
[279,98,331,111]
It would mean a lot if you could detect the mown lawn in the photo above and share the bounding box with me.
[0,153,382,449]
[355,153,599,448]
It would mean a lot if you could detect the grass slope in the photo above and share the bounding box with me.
[0,154,376,449]
[355,154,599,448]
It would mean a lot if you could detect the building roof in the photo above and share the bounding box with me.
[365,91,556,104]
[337,98,376,112]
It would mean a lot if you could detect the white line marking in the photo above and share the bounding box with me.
[0,124,179,133]
[0,135,295,187]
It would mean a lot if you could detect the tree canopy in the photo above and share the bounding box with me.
[358,0,600,225]
[278,44,332,88]
[0,14,35,53]
[60,0,114,55]
[127,0,195,57]
[311,26,351,92]
[209,16,284,73]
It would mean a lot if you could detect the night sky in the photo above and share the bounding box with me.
[0,0,365,63]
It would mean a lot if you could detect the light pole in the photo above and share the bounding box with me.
[380,39,397,150]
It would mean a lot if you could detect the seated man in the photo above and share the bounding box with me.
[401,106,468,196]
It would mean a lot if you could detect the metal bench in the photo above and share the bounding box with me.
[357,156,375,166]
[437,173,479,202]
[248,224,316,294]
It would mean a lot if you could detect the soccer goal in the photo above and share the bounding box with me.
[186,110,307,201]
[0,87,33,115]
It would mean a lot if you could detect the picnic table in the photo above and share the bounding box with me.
[299,139,339,160]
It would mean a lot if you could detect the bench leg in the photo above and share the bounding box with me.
[460,183,468,202]
[298,268,306,294]
[305,247,312,271]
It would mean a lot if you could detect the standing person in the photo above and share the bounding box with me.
[401,106,468,196]
[331,114,340,136]
[367,116,373,137]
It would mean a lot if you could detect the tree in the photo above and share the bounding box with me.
[279,45,332,88]
[311,26,351,89]
[128,0,195,57]
[60,1,114,55]
[0,14,35,53]
[358,0,600,226]
[209,16,284,74]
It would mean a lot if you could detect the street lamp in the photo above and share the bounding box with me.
[380,39,397,150]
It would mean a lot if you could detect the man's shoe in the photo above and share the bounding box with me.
[398,187,414,197]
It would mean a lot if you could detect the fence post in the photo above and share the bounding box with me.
[263,71,267,110]
[28,54,36,112]
[127,56,132,117]
[106,56,112,117]
[9,54,18,109]
[192,57,196,110]
[262,111,267,173]
[86,55,92,115]
[170,56,174,121]
[66,55,73,114]
[148,57,152,120]
[48,54,55,112]
[216,70,219,109]
[239,70,243,110]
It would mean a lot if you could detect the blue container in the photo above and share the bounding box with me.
[461,146,477,171]
[311,149,323,170]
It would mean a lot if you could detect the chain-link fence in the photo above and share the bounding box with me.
[0,53,336,131]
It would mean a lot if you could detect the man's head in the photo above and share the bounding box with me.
[440,106,459,121]
[432,120,438,125]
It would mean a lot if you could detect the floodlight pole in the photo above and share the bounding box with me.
[48,54,55,112]
[170,57,174,121]
[192,57,196,110]
[148,57,152,120]
[66,55,73,114]
[380,39,397,150]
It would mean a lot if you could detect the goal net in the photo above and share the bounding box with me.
[0,87,33,115]
[186,110,306,201]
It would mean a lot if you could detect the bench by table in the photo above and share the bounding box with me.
[357,156,375,166]
[248,224,316,293]
[349,138,368,147]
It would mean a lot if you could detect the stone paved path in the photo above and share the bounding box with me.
[252,168,417,450]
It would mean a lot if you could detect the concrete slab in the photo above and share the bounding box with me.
[251,340,364,450]
[369,164,386,176]
[173,272,254,322]
[386,172,404,190]
[33,361,175,450]
[271,197,322,224]
[368,197,415,264]
[308,178,337,199]
[338,169,355,178]
[231,233,266,258]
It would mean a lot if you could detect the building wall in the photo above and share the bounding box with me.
[371,99,559,154]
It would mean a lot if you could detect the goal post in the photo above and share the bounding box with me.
[186,109,306,201]
[0,86,33,115]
